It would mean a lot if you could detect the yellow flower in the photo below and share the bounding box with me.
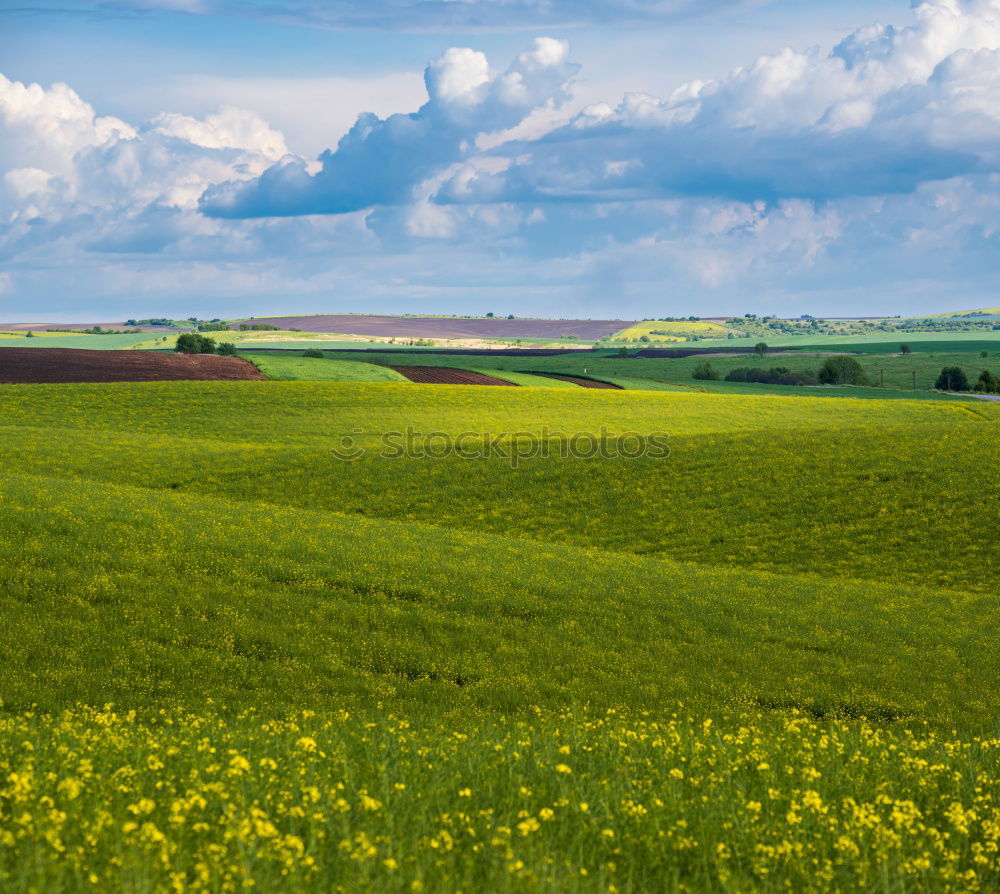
[555,763,572,774]
[517,817,540,836]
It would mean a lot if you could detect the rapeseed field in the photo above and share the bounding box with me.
[0,381,997,891]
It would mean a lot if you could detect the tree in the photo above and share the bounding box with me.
[692,361,720,381]
[900,344,912,354]
[302,348,324,358]
[754,342,768,357]
[934,366,969,392]
[485,312,494,318]
[175,333,216,354]
[973,370,999,394]
[216,342,238,356]
[24,331,34,338]
[981,350,989,359]
[818,355,869,386]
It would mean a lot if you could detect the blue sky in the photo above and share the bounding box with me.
[0,0,998,320]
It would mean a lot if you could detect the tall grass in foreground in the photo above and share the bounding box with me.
[1,706,996,892]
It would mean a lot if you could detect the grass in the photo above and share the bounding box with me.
[0,380,997,890]
[0,332,154,349]
[303,345,1000,396]
[694,331,1000,350]
[241,352,410,382]
[3,707,995,892]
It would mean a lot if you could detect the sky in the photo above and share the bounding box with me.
[0,0,998,321]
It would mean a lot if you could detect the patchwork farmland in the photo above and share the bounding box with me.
[0,321,998,892]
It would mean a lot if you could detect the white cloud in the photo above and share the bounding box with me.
[0,74,135,177]
[199,38,578,217]
[2,2,1000,319]
[154,72,428,158]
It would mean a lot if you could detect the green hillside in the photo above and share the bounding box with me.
[1,381,997,890]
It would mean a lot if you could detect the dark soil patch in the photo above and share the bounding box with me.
[527,372,621,389]
[389,366,519,386]
[0,348,264,384]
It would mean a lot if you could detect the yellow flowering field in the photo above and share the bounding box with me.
[1,706,997,892]
[0,381,997,890]
[612,321,733,340]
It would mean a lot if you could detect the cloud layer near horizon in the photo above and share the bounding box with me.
[1,0,999,318]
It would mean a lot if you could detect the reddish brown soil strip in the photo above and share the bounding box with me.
[389,366,519,386]
[527,373,621,389]
[0,348,265,384]
[238,315,633,340]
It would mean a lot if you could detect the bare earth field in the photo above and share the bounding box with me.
[389,366,518,385]
[0,348,264,383]
[529,372,622,389]
[239,315,633,339]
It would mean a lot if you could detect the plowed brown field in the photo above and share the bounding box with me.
[0,348,264,384]
[527,373,621,389]
[389,366,518,386]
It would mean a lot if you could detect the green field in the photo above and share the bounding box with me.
[695,331,1000,350]
[0,332,155,349]
[1,380,998,890]
[242,352,410,382]
[263,341,999,397]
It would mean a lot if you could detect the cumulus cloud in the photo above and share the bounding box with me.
[194,0,1000,221]
[0,73,297,276]
[199,38,578,217]
[2,1,1000,318]
[430,0,1000,205]
[0,73,135,177]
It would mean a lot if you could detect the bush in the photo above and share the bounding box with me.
[900,344,912,354]
[973,370,999,394]
[692,361,720,381]
[934,366,969,392]
[239,323,281,332]
[175,333,216,354]
[24,331,34,338]
[725,366,817,386]
[198,322,230,332]
[302,348,325,358]
[818,356,869,386]
[216,342,238,356]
